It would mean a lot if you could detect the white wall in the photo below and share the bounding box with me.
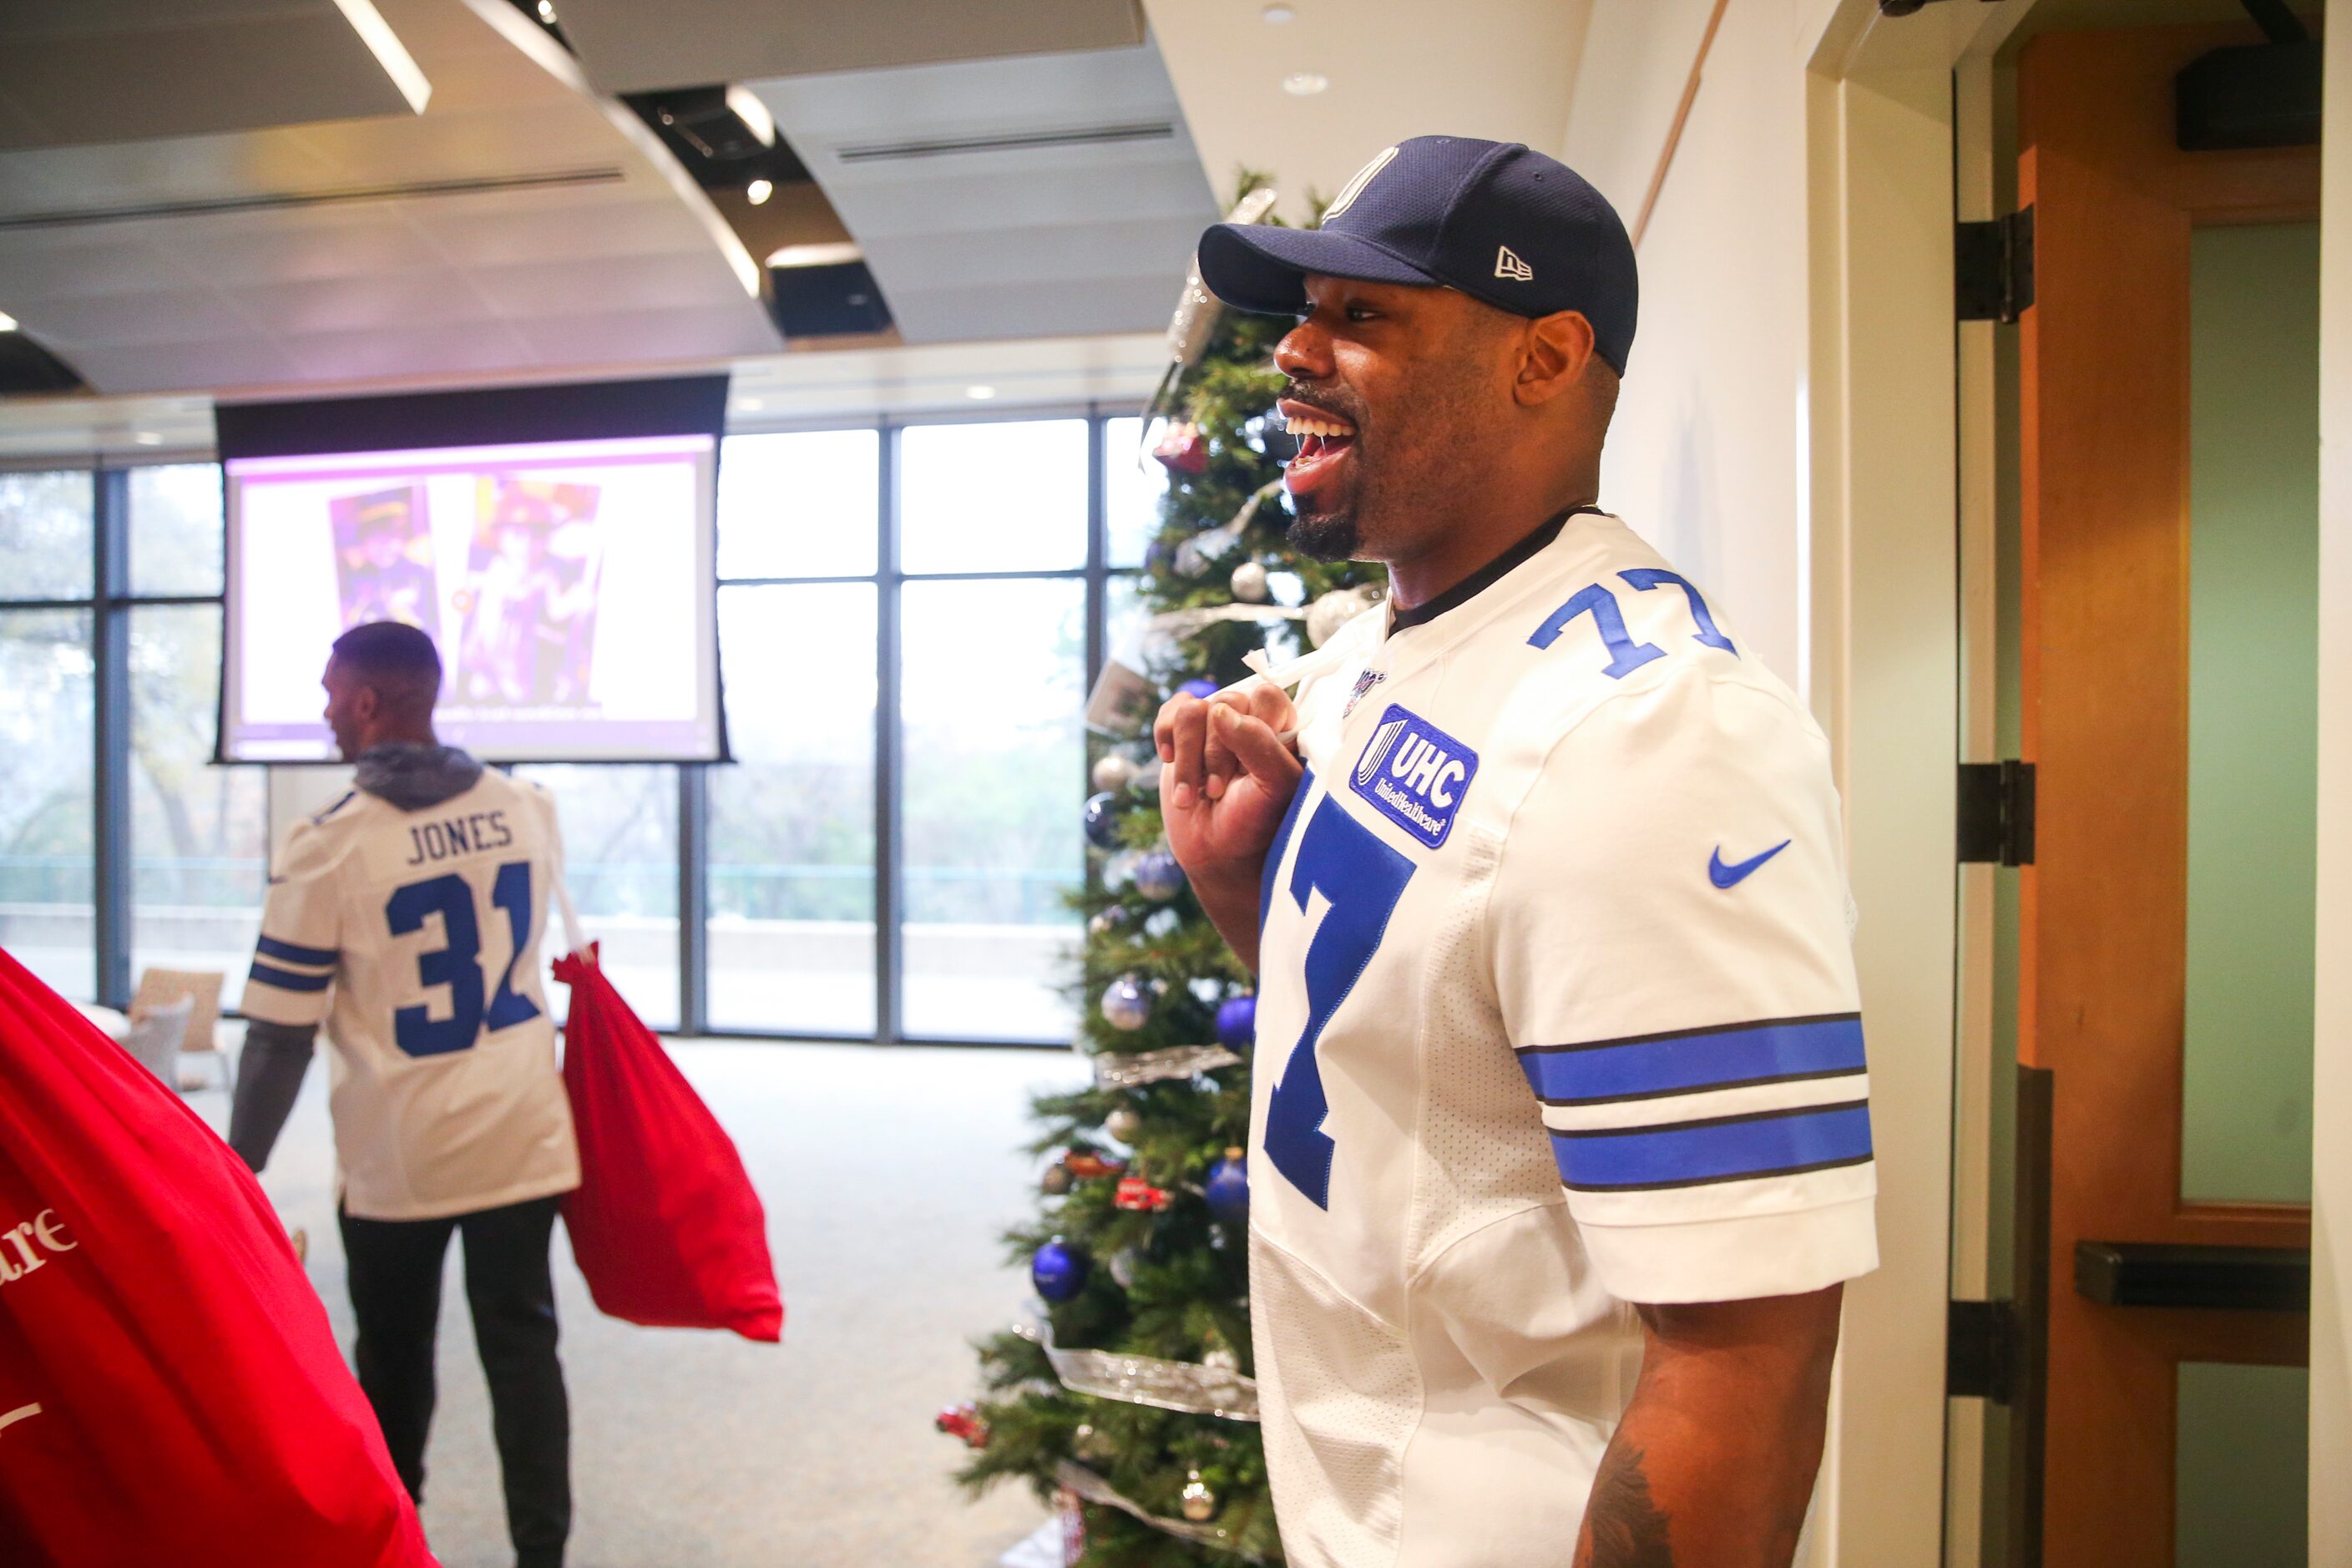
[1566,0,1817,690]
[2310,14,2352,1561]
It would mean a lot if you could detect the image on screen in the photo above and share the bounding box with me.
[222,434,721,763]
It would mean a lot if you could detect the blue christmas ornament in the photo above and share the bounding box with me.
[1101,975,1152,1031]
[1215,994,1257,1050]
[1204,1152,1249,1226]
[1032,1237,1089,1302]
[1083,791,1124,849]
[1177,677,1218,701]
[1134,850,1186,903]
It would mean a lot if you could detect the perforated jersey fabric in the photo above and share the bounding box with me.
[242,769,579,1221]
[1245,511,1878,1566]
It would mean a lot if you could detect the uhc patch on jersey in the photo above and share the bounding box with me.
[1350,703,1477,849]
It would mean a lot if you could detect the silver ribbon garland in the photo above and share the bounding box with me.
[1018,1322,1260,1422]
[1056,1462,1266,1561]
[1090,1043,1244,1090]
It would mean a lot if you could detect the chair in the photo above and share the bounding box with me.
[120,994,195,1085]
[127,969,225,1091]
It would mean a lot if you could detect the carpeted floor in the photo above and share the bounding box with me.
[191,1036,1087,1568]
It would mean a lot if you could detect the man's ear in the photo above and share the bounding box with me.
[1514,310,1596,407]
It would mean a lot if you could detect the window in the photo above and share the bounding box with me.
[709,581,878,1035]
[0,609,94,999]
[129,604,265,1005]
[15,412,1136,1046]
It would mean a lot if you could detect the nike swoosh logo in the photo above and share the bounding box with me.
[1709,840,1792,890]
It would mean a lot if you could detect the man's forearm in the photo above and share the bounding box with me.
[1191,865,1267,975]
[1575,1289,1842,1568]
[228,1019,316,1172]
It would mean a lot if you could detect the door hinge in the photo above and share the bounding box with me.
[1947,1297,2020,1403]
[1956,206,2036,323]
[1958,760,2036,866]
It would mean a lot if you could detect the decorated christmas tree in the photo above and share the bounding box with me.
[944,182,1383,1565]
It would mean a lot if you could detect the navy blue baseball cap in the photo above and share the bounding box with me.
[1196,135,1639,373]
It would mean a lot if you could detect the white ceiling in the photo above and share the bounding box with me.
[753,43,1216,344]
[1141,0,1594,224]
[0,0,777,397]
[0,0,422,150]
[546,0,1147,95]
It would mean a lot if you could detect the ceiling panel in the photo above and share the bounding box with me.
[755,43,1214,346]
[549,0,1146,95]
[0,2,422,151]
[0,0,778,397]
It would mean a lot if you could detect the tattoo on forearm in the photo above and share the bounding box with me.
[1586,1440,1674,1567]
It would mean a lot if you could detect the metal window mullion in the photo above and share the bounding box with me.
[678,762,708,1034]
[1084,407,1108,806]
[874,423,903,1044]
[92,468,133,1008]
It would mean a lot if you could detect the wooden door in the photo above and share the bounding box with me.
[2017,24,2317,1566]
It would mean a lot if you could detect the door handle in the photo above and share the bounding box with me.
[2073,1242,2309,1311]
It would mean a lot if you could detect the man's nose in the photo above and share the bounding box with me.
[1274,318,1333,382]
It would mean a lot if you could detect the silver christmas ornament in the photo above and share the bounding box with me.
[1134,850,1186,903]
[1229,560,1271,603]
[1180,1470,1216,1522]
[1306,584,1381,648]
[1144,907,1181,938]
[1101,976,1152,1032]
[1110,1246,1143,1289]
[1092,752,1139,794]
[1040,1161,1074,1196]
[1105,1105,1143,1144]
[1089,904,1128,937]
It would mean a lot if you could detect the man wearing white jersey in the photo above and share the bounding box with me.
[231,620,577,1568]
[1158,138,1875,1566]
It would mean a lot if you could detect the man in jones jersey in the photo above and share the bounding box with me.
[230,620,578,1568]
[1158,138,1875,1566]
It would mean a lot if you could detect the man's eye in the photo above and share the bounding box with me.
[1345,304,1379,323]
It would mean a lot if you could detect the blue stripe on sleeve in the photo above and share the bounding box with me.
[1519,1014,1865,1105]
[249,960,332,994]
[1549,1100,1873,1191]
[255,934,336,969]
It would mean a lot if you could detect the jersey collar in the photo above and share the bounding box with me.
[1384,506,1606,636]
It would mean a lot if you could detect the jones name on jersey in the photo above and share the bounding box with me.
[242,771,579,1223]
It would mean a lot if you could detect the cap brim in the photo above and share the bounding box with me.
[1196,223,1442,315]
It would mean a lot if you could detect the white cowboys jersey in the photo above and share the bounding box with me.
[242,771,579,1222]
[1244,510,1876,1567]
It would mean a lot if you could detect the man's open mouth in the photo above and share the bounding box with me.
[1280,402,1358,463]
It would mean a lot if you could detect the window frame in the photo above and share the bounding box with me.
[4,410,1128,1044]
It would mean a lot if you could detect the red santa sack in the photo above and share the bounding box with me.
[0,944,435,1568]
[552,935,782,1343]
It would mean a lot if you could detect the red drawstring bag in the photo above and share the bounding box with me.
[0,944,435,1568]
[551,926,782,1343]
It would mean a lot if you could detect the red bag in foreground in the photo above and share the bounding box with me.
[0,944,434,1568]
[554,943,783,1342]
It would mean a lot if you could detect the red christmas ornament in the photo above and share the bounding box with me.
[1063,1151,1127,1181]
[1113,1175,1172,1212]
[934,1401,989,1449]
[1152,421,1210,475]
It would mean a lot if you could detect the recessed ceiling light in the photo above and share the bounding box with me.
[766,240,862,270]
[133,432,162,446]
[966,385,998,401]
[535,0,555,21]
[1262,3,1296,20]
[726,85,777,149]
[736,397,765,412]
[746,178,774,205]
[0,310,17,332]
[1282,71,1329,96]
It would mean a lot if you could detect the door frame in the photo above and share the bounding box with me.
[1800,3,2039,1561]
[1803,3,2351,1565]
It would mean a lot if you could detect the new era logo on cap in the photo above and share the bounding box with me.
[1495,245,1533,281]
